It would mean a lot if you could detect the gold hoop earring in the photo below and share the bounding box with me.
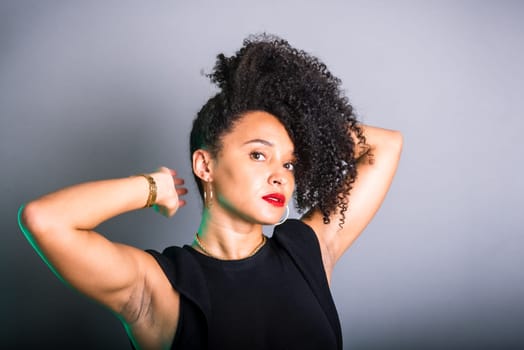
[203,182,213,208]
[275,205,289,225]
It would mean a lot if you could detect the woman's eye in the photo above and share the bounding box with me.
[284,162,295,171]
[250,152,266,161]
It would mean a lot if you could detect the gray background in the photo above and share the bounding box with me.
[1,1,523,349]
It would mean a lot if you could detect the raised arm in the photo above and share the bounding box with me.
[303,125,403,275]
[18,167,186,343]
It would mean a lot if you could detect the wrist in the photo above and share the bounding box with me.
[148,171,175,206]
[136,174,157,208]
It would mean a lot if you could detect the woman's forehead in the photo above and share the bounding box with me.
[221,111,294,153]
[226,111,294,147]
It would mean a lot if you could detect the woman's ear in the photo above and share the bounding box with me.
[192,149,214,181]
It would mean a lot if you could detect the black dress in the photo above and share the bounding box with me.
[146,219,342,349]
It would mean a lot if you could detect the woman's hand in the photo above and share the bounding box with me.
[151,167,188,217]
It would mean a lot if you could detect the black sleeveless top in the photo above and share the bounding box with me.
[145,219,342,349]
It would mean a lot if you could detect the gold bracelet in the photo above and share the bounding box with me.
[137,174,157,208]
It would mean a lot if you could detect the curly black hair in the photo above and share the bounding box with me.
[190,34,366,226]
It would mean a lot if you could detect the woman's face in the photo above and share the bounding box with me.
[210,110,295,225]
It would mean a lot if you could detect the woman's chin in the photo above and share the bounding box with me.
[259,215,286,226]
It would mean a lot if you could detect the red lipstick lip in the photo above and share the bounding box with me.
[262,193,286,207]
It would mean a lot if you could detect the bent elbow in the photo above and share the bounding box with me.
[18,201,49,238]
[392,130,403,156]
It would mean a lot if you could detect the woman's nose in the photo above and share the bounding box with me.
[271,177,283,185]
[268,170,287,186]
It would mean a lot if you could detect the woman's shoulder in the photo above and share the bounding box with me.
[272,219,321,252]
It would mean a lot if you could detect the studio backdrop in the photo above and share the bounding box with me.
[1,1,523,349]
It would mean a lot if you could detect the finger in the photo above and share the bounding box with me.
[165,207,175,217]
[178,199,187,208]
[157,167,178,178]
[157,166,169,174]
[167,203,181,217]
[176,187,188,196]
[173,177,185,186]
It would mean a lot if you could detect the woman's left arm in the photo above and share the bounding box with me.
[303,125,403,270]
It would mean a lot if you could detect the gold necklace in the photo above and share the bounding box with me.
[194,233,267,260]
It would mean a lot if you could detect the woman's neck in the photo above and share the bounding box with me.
[193,209,265,260]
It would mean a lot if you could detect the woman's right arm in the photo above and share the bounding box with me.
[18,167,186,320]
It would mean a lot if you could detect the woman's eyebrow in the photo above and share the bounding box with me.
[242,138,274,147]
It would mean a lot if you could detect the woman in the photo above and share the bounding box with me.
[19,35,402,349]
